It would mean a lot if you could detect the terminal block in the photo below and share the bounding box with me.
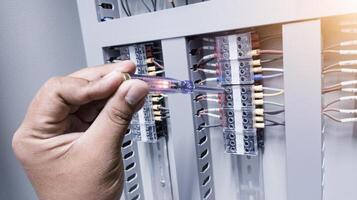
[223,128,258,155]
[216,33,259,85]
[103,43,169,143]
[215,32,259,61]
[214,32,262,155]
[220,85,254,108]
[221,108,259,155]
[121,45,159,142]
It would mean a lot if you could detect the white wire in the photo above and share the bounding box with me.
[340,96,357,101]
[341,118,357,123]
[262,68,284,72]
[341,28,357,34]
[324,50,357,55]
[198,77,218,84]
[262,87,284,97]
[263,87,284,92]
[339,109,357,114]
[199,54,216,62]
[323,68,357,74]
[197,69,217,74]
[206,63,218,67]
[205,98,220,103]
[341,80,357,86]
[264,101,284,107]
[206,94,219,98]
[203,108,221,112]
[200,113,221,118]
[154,70,165,74]
[342,88,357,93]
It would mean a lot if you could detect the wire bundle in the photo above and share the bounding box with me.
[190,33,285,128]
[119,0,207,17]
[323,35,357,123]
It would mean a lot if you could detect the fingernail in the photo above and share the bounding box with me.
[125,83,148,106]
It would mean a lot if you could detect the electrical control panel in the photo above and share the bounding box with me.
[77,1,357,200]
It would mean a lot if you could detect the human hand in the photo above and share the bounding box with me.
[12,61,149,200]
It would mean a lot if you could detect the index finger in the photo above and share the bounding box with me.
[69,60,136,81]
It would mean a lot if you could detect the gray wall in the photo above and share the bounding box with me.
[0,1,86,199]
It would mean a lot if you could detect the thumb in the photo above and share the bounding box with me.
[83,79,149,149]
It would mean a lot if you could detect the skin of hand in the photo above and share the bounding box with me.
[12,61,149,200]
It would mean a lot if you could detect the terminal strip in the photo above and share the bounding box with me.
[215,32,263,155]
[105,43,169,143]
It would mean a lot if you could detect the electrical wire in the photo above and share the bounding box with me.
[263,87,284,92]
[262,68,284,73]
[323,108,357,114]
[205,98,220,103]
[141,0,152,12]
[198,123,222,130]
[323,112,342,123]
[323,60,357,71]
[322,80,357,94]
[205,63,218,68]
[323,68,357,74]
[201,38,215,43]
[148,70,165,75]
[150,0,157,11]
[196,68,217,74]
[198,112,221,118]
[195,96,220,103]
[263,87,284,97]
[259,34,282,44]
[198,108,221,114]
[264,109,285,115]
[323,50,357,55]
[154,58,164,63]
[324,40,357,50]
[261,56,283,64]
[324,96,357,109]
[259,50,284,55]
[322,87,341,94]
[159,106,169,110]
[195,94,219,101]
[197,77,218,85]
[196,54,217,67]
[124,0,132,16]
[340,21,357,26]
[265,119,285,126]
[323,112,357,123]
[263,73,283,79]
[152,59,164,69]
[264,101,284,107]
[341,88,357,93]
[341,28,357,34]
[254,73,283,81]
[120,0,130,16]
[260,73,284,80]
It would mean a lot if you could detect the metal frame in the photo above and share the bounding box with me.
[77,0,357,66]
[283,20,323,200]
[162,38,201,200]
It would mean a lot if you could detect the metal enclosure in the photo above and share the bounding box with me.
[76,1,357,200]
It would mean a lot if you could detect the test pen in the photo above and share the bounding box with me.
[122,73,224,94]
